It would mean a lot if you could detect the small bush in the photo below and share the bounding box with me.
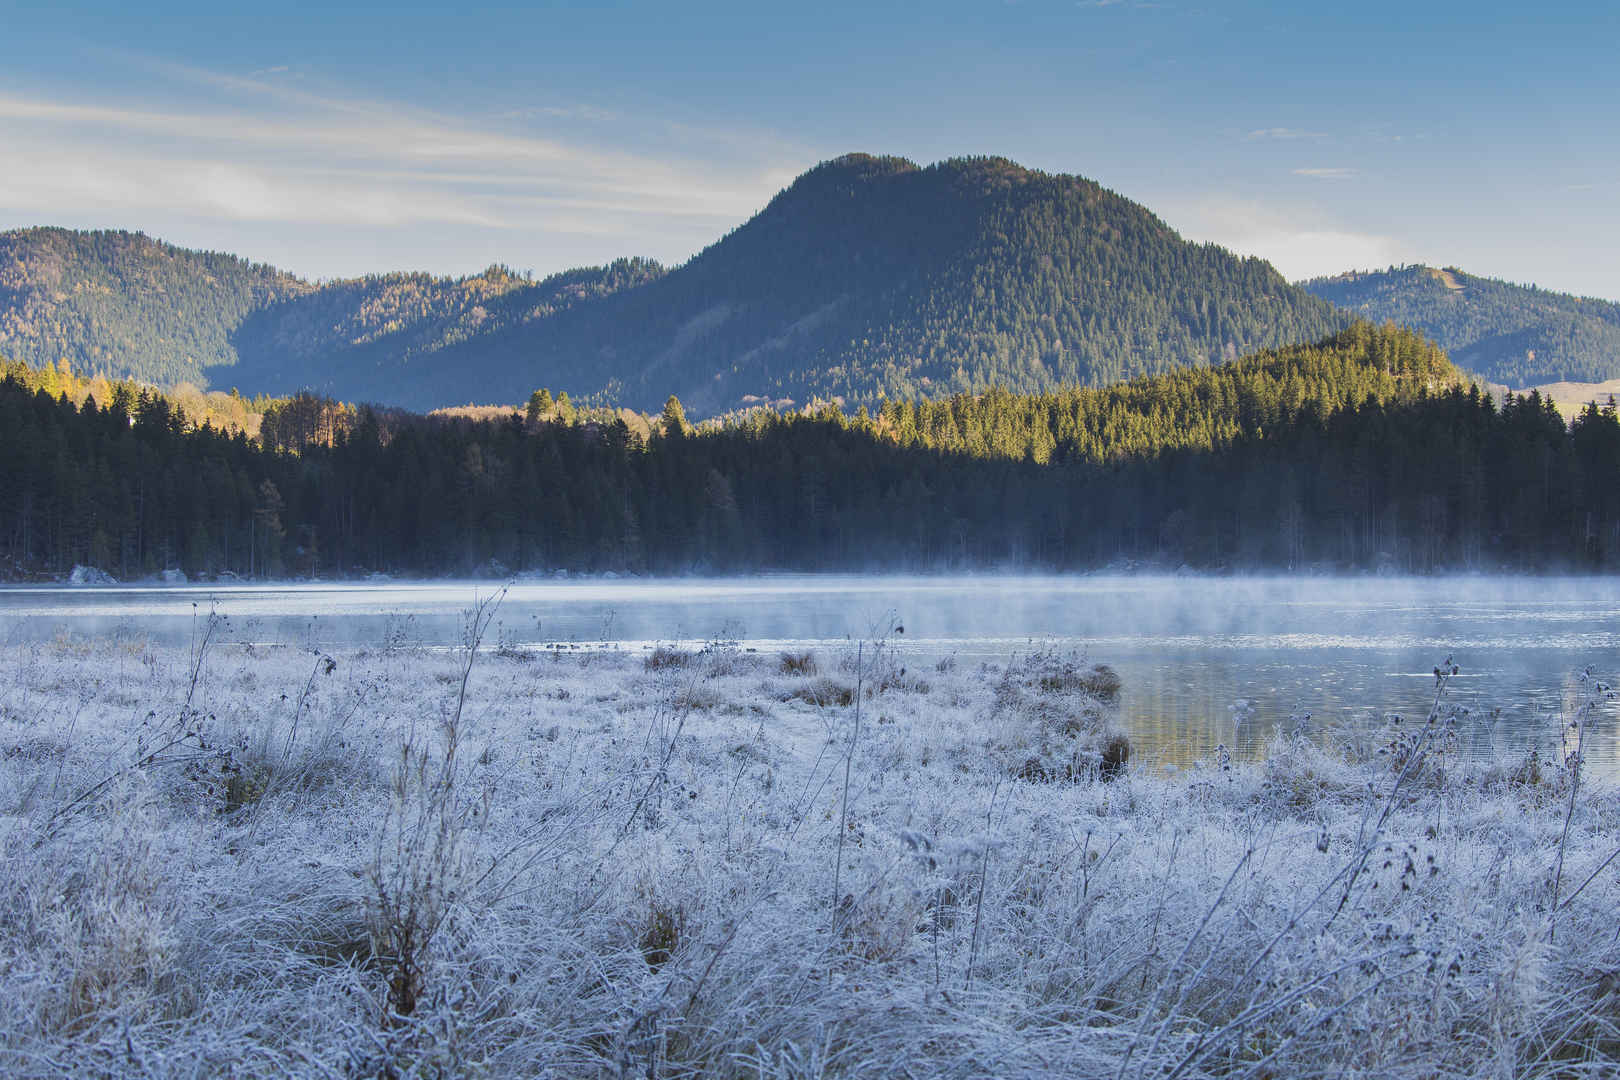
[1099,732,1131,779]
[869,665,930,697]
[223,760,274,813]
[990,648,1124,782]
[778,651,818,676]
[1509,747,1544,788]
[1037,660,1121,704]
[645,646,692,671]
[674,683,724,711]
[1078,663,1122,703]
[1014,733,1130,783]
[787,677,855,708]
[698,640,754,678]
[639,901,686,971]
[493,641,535,663]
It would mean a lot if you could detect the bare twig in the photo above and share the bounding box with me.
[832,641,862,932]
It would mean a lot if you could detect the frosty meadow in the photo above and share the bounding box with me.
[6,0,1620,1072]
[2,582,1620,1077]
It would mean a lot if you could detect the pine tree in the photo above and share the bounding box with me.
[661,395,689,438]
[527,388,553,425]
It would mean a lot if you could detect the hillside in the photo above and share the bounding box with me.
[0,228,309,385]
[0,156,1348,413]
[1300,264,1620,386]
[402,154,1345,415]
[228,257,665,400]
[873,321,1460,465]
[0,228,664,397]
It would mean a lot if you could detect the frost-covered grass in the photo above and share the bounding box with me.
[2,616,1619,1078]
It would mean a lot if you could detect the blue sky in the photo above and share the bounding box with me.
[2,0,1615,298]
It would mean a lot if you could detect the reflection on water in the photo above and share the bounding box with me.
[2,575,1616,772]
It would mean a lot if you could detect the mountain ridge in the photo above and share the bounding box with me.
[1,155,1353,413]
[1298,263,1620,386]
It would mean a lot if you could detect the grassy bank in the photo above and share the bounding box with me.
[1,616,1617,1077]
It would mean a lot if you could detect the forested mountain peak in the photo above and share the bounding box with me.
[0,156,1347,414]
[777,152,921,189]
[1299,264,1620,386]
[408,152,1344,416]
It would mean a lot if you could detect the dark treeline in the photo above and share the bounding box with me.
[3,324,1618,580]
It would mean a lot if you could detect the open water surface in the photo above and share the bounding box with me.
[2,575,1616,771]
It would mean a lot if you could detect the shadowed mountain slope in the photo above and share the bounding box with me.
[0,156,1349,413]
[403,153,1346,415]
[0,228,309,385]
[1301,264,1620,386]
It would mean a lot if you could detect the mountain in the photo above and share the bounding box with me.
[0,228,309,386]
[227,258,665,399]
[0,155,1347,413]
[362,154,1343,414]
[0,228,664,396]
[1299,264,1620,387]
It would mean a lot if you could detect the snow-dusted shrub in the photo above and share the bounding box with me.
[1258,729,1359,814]
[644,645,692,671]
[784,676,855,708]
[777,650,818,676]
[986,647,1129,781]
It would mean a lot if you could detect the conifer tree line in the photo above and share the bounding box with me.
[1302,264,1620,385]
[0,156,1345,415]
[2,323,1617,580]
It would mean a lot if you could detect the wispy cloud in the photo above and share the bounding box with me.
[500,104,621,124]
[1245,127,1327,140]
[1292,167,1358,179]
[0,61,812,276]
[1162,196,1407,280]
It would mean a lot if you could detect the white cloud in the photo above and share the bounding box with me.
[1161,196,1406,280]
[1292,167,1358,179]
[0,66,814,276]
[501,104,621,123]
[1245,127,1327,140]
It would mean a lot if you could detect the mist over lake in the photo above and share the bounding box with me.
[7,573,1615,772]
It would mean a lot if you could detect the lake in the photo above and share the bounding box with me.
[2,574,1616,772]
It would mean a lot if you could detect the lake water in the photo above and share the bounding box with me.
[2,575,1617,772]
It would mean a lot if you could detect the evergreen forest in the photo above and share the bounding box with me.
[4,324,1617,581]
[0,229,307,387]
[0,155,1345,414]
[1301,264,1620,386]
